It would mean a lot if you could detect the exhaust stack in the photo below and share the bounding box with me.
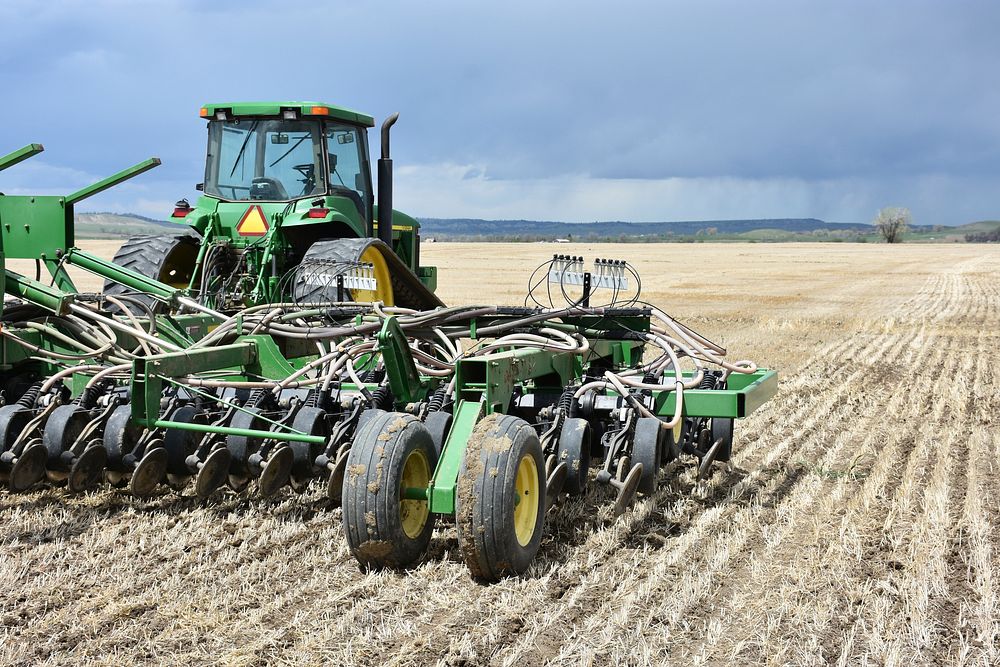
[377,113,399,249]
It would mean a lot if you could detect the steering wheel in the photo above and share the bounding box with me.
[293,164,316,196]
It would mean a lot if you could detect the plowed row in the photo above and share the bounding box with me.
[1,243,997,666]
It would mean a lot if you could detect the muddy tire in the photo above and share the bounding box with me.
[343,411,437,570]
[456,414,546,582]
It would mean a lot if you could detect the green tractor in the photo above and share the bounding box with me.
[105,102,441,312]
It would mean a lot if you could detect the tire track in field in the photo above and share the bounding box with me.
[679,267,988,665]
[856,271,984,664]
[678,327,953,665]
[814,268,996,666]
[492,271,951,665]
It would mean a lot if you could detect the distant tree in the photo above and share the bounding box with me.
[965,229,1000,243]
[872,207,911,243]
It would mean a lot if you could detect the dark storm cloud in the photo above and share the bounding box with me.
[0,0,997,224]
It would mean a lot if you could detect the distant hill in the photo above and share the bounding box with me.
[75,212,178,239]
[71,212,996,243]
[417,217,873,242]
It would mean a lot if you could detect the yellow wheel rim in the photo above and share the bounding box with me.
[513,453,540,547]
[399,448,430,539]
[354,245,395,306]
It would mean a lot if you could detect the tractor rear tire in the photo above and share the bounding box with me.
[291,237,443,310]
[456,414,546,581]
[292,238,395,306]
[103,231,201,312]
[343,412,437,570]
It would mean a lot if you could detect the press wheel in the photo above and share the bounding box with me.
[557,417,591,495]
[632,417,663,494]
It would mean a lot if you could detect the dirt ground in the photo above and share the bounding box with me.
[1,242,998,666]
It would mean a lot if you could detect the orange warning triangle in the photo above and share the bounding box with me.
[236,205,269,236]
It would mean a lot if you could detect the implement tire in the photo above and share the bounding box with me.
[456,414,546,582]
[103,231,201,312]
[343,411,437,570]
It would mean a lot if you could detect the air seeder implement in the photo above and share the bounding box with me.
[0,102,776,580]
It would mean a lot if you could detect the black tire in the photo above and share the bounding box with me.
[557,417,591,495]
[42,405,90,467]
[424,410,452,458]
[343,412,437,570]
[0,404,33,453]
[162,405,204,476]
[291,237,443,310]
[103,231,201,312]
[289,407,328,480]
[355,408,386,437]
[103,404,142,470]
[711,417,735,463]
[632,417,662,494]
[456,414,546,581]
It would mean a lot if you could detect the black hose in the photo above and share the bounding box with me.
[558,386,578,418]
[370,384,394,411]
[426,385,448,413]
[16,382,42,408]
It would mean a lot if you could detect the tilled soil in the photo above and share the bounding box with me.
[0,243,997,666]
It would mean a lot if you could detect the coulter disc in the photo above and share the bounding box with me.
[326,451,349,505]
[9,442,47,492]
[67,443,108,493]
[258,446,294,497]
[613,463,643,518]
[195,447,232,498]
[131,447,168,497]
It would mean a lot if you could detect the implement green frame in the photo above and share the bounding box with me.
[426,341,777,514]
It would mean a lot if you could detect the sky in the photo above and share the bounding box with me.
[0,0,997,225]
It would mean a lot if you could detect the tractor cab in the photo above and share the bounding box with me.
[200,102,375,229]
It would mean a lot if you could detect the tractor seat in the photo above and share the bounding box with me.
[330,186,366,219]
[250,177,289,200]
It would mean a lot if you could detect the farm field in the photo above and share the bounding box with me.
[1,241,998,666]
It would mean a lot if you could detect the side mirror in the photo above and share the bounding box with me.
[337,133,354,145]
[195,183,204,191]
[271,133,289,145]
[355,174,366,191]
